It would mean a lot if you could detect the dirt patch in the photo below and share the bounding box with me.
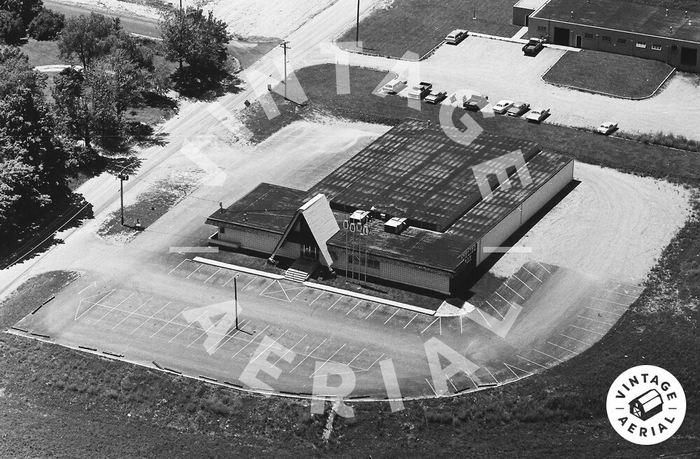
[98,171,203,241]
[490,163,692,285]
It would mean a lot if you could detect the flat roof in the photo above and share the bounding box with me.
[207,121,573,273]
[514,0,549,11]
[533,0,700,43]
[309,119,541,232]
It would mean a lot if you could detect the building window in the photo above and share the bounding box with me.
[219,226,225,234]
[584,33,594,39]
[537,26,546,32]
[602,35,611,42]
[636,42,647,48]
[618,38,627,44]
[652,44,663,51]
[368,258,380,269]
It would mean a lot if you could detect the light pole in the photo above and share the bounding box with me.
[118,173,129,225]
[356,0,360,44]
[279,41,290,99]
[234,275,239,331]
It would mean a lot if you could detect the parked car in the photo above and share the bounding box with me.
[424,90,447,104]
[507,102,530,117]
[407,81,433,99]
[382,78,407,94]
[596,121,618,135]
[522,37,545,56]
[492,100,515,114]
[525,107,550,123]
[463,93,488,111]
[445,29,468,45]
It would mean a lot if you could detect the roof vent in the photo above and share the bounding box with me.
[349,210,370,225]
[384,217,408,235]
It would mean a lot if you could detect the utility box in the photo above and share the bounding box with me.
[349,210,370,225]
[384,217,408,234]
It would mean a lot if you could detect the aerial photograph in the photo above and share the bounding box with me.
[0,0,697,456]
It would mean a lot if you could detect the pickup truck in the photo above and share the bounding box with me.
[522,38,545,56]
[407,82,433,100]
[463,94,489,112]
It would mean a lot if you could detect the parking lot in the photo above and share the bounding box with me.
[10,254,642,399]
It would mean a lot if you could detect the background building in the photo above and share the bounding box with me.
[527,0,700,72]
[206,120,574,295]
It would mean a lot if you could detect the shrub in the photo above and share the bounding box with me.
[0,10,24,45]
[28,8,65,41]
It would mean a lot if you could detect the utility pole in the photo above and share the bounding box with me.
[279,41,290,99]
[356,0,360,44]
[234,276,239,331]
[118,173,129,225]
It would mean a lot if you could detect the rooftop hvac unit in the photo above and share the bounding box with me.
[349,210,370,225]
[384,217,408,234]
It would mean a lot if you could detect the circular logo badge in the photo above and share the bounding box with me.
[606,365,686,445]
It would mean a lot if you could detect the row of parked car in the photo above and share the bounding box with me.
[382,79,619,133]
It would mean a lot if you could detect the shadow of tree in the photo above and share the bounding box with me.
[171,66,244,101]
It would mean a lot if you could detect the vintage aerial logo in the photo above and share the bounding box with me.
[606,365,686,445]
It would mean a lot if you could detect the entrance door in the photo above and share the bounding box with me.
[681,47,698,67]
[576,35,582,48]
[302,244,318,259]
[553,27,569,46]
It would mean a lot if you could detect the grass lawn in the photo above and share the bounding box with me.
[338,0,521,59]
[543,50,675,99]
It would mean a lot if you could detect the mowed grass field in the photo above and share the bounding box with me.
[338,0,521,58]
[544,50,675,98]
[1,64,698,455]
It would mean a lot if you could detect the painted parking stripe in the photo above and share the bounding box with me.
[522,266,543,283]
[546,340,577,355]
[569,324,605,335]
[131,301,171,335]
[309,343,346,378]
[242,277,257,291]
[289,337,328,374]
[93,293,134,324]
[537,262,552,274]
[308,292,324,307]
[289,287,306,302]
[229,329,268,360]
[185,264,202,279]
[496,291,518,308]
[585,305,622,316]
[273,334,307,366]
[403,313,418,329]
[345,348,366,367]
[577,314,614,326]
[222,274,238,287]
[203,268,222,284]
[150,307,185,337]
[512,273,534,291]
[484,300,504,320]
[425,378,438,396]
[483,366,499,384]
[213,320,252,352]
[111,297,152,330]
[420,317,440,334]
[364,304,381,320]
[560,333,591,346]
[249,331,288,363]
[167,259,187,275]
[345,300,361,315]
[365,353,385,371]
[504,283,525,301]
[383,309,399,324]
[533,348,563,363]
[591,297,629,307]
[516,354,547,369]
[76,289,115,321]
[327,297,342,311]
[168,310,208,343]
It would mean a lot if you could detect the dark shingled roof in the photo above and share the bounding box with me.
[207,120,573,273]
[533,0,700,44]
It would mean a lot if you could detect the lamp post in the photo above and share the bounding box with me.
[356,0,360,44]
[118,173,129,225]
[279,41,290,99]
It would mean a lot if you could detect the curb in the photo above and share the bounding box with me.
[193,257,284,280]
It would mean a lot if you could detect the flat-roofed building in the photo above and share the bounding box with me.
[206,120,574,295]
[528,0,700,72]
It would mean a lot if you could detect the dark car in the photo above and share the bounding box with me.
[507,102,530,117]
[523,38,545,56]
[407,81,433,100]
[424,90,447,104]
[463,94,488,112]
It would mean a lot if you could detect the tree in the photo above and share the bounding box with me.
[0,10,24,44]
[58,12,121,69]
[160,7,232,74]
[28,7,64,40]
[0,0,42,26]
[0,45,45,97]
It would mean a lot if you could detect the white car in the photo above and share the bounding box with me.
[525,108,551,123]
[492,100,515,114]
[596,122,618,135]
[382,78,407,94]
[445,29,468,45]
